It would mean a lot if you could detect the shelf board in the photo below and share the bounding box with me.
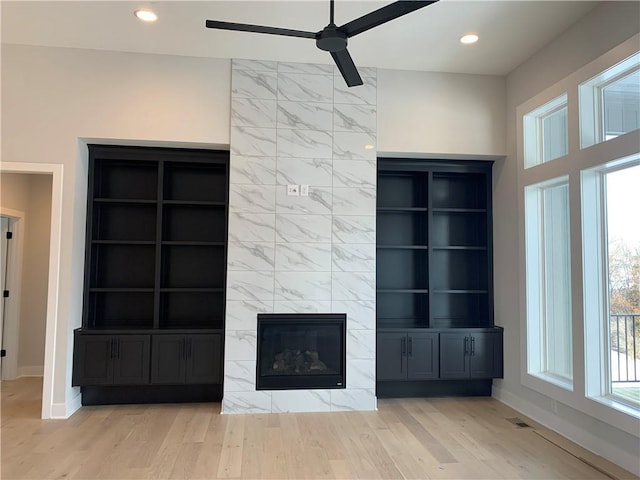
[432,289,488,294]
[161,241,226,246]
[93,198,156,204]
[377,317,423,321]
[432,208,487,213]
[92,240,156,245]
[377,245,429,250]
[432,246,487,251]
[160,288,224,293]
[163,200,227,207]
[377,207,428,212]
[377,289,429,293]
[377,324,429,329]
[78,327,223,334]
[89,288,154,293]
[155,327,224,333]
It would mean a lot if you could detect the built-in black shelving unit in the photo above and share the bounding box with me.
[376,159,502,398]
[73,145,229,405]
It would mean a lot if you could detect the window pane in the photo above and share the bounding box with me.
[542,107,568,163]
[603,69,640,141]
[543,184,572,379]
[525,179,572,383]
[606,165,640,407]
[524,95,568,168]
[580,52,640,148]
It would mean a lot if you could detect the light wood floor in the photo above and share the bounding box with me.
[1,378,636,480]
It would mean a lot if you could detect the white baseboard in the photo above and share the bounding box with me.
[67,391,82,416]
[18,366,44,377]
[43,391,82,419]
[492,384,640,477]
[50,402,68,419]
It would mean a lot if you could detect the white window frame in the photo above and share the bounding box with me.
[579,51,640,149]
[525,176,573,388]
[517,33,640,437]
[523,94,568,168]
[582,154,640,417]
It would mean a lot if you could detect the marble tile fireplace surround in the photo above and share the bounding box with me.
[223,59,377,413]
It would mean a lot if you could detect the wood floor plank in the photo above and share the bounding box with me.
[216,413,245,478]
[240,414,266,478]
[2,378,635,480]
[373,426,432,479]
[392,400,459,465]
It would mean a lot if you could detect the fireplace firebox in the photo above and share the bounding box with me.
[256,313,346,390]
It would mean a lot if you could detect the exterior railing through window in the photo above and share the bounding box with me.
[610,314,640,383]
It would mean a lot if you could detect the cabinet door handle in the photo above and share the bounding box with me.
[464,336,469,355]
[401,337,406,356]
[471,336,475,356]
[408,337,413,357]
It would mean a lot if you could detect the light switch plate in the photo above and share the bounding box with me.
[287,184,300,196]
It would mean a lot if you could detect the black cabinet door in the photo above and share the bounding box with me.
[440,331,498,379]
[151,335,186,384]
[185,334,222,384]
[377,332,407,380]
[468,332,495,378]
[73,334,114,386]
[407,332,439,380]
[73,334,150,386]
[112,335,151,384]
[439,332,469,379]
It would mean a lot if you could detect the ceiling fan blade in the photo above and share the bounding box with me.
[339,1,438,38]
[205,20,317,39]
[331,48,363,87]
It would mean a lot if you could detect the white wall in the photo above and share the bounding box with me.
[378,69,505,156]
[1,44,232,415]
[494,1,640,474]
[1,173,31,207]
[0,173,52,375]
[1,42,504,416]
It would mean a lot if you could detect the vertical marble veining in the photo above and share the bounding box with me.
[226,60,377,414]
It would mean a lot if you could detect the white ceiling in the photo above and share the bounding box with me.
[1,1,598,76]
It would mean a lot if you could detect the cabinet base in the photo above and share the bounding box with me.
[376,379,493,398]
[81,384,223,405]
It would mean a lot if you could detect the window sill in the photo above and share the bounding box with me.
[590,394,640,420]
[529,371,573,391]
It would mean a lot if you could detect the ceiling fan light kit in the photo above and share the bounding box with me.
[206,0,438,87]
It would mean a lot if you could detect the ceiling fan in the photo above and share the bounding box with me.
[206,0,438,87]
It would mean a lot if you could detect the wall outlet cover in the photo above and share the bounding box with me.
[300,184,309,196]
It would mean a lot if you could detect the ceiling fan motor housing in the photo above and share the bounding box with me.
[316,25,348,52]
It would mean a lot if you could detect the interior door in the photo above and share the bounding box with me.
[0,217,10,376]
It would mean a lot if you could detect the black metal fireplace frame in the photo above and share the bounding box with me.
[256,313,346,390]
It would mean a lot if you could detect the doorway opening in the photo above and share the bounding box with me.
[0,164,61,419]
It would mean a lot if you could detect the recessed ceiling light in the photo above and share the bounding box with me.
[460,34,479,45]
[135,9,158,23]
[364,144,375,150]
